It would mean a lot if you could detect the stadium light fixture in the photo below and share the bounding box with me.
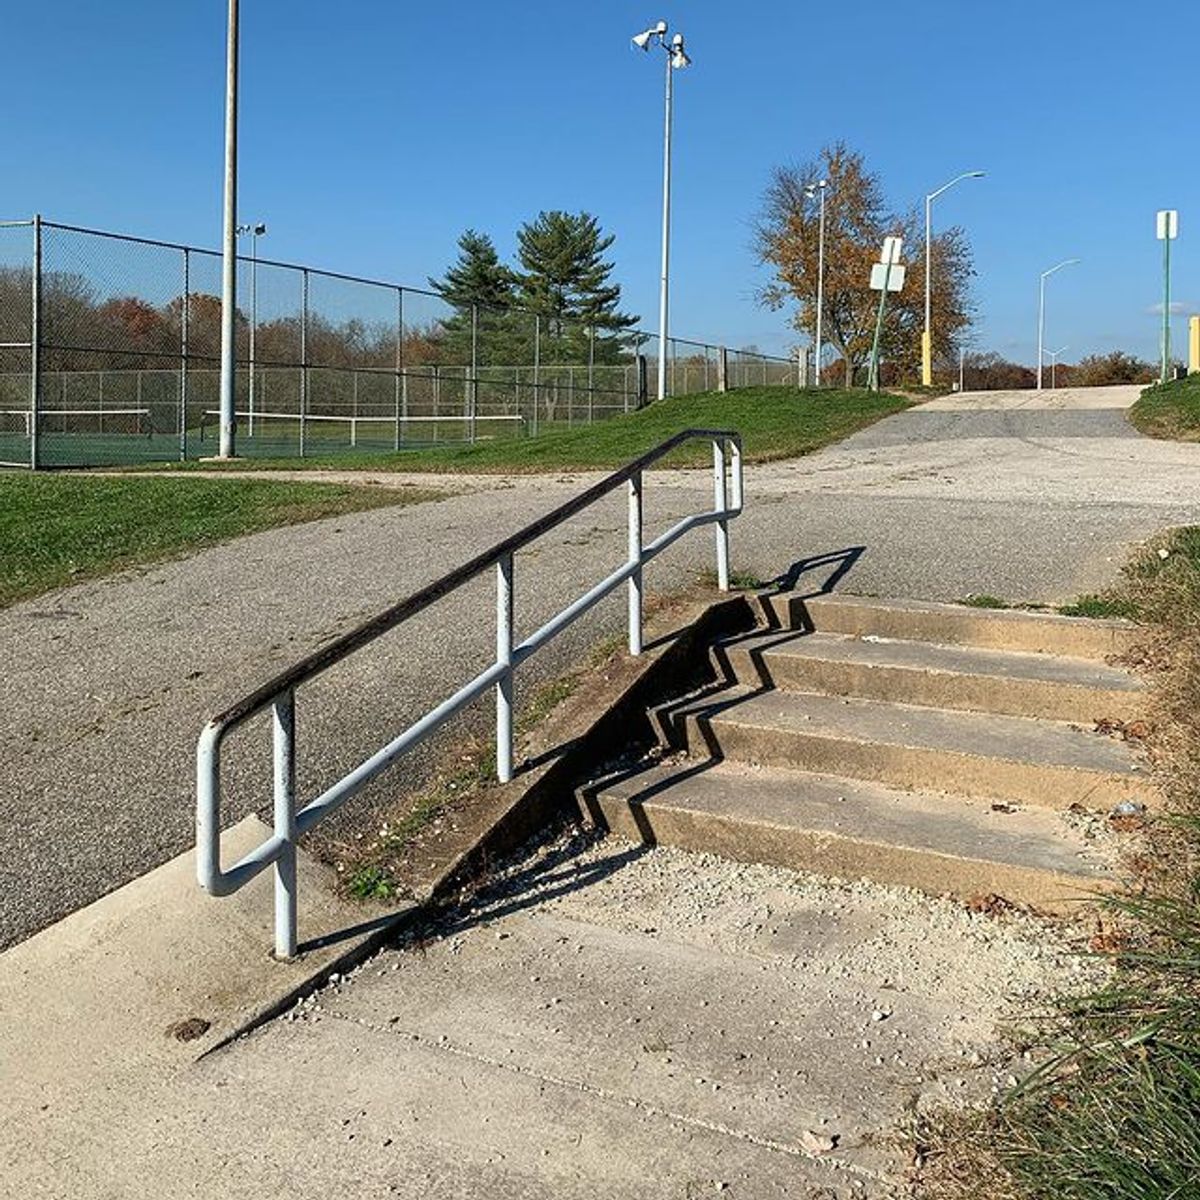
[236,222,268,436]
[631,20,693,400]
[922,170,985,386]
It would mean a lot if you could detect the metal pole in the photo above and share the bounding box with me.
[713,440,729,590]
[496,553,514,783]
[1162,231,1172,385]
[958,345,965,393]
[1036,273,1046,391]
[218,0,239,459]
[272,690,297,961]
[179,248,189,460]
[814,184,826,386]
[29,214,42,471]
[470,303,479,444]
[400,285,410,451]
[532,314,540,437]
[628,470,643,654]
[867,257,894,392]
[299,269,308,457]
[657,48,672,401]
[587,326,595,423]
[923,193,933,387]
[249,229,258,438]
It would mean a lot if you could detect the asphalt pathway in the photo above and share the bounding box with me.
[4,384,1199,948]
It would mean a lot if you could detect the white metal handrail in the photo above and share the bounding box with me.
[196,429,743,958]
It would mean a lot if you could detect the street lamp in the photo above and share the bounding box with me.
[804,179,830,386]
[236,221,267,437]
[218,0,239,458]
[923,170,984,386]
[1036,258,1080,390]
[632,20,691,401]
[1045,344,1068,390]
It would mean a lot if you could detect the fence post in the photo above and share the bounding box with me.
[272,690,297,961]
[797,347,808,389]
[713,439,729,590]
[717,346,728,393]
[179,249,189,459]
[496,552,514,783]
[587,326,595,424]
[29,214,42,470]
[628,470,643,655]
[636,354,648,408]
[470,304,478,445]
[299,269,309,457]
[400,285,410,451]
[532,314,540,437]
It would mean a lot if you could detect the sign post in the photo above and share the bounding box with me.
[867,236,905,392]
[1157,209,1179,385]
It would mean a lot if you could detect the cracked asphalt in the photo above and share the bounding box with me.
[4,383,1200,949]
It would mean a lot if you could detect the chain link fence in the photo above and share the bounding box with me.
[0,218,796,469]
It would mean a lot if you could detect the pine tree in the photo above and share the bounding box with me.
[429,231,520,366]
[515,211,638,364]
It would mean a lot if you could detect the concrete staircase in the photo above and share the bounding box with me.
[583,594,1155,911]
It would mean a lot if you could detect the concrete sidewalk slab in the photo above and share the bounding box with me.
[0,815,397,1189]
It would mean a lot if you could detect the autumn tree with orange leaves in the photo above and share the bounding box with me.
[755,143,975,387]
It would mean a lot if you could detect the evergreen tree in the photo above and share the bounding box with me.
[515,211,638,364]
[428,230,520,365]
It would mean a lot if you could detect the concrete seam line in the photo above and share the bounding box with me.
[314,1005,889,1184]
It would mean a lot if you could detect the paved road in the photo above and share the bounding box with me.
[4,384,1200,948]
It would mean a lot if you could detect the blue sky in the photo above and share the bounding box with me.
[5,1,1197,363]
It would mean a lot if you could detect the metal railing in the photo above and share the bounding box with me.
[196,429,744,957]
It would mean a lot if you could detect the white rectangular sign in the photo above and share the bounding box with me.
[880,235,903,264]
[870,262,906,292]
[1157,209,1179,240]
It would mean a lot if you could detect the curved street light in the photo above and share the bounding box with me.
[923,170,984,386]
[804,179,830,385]
[632,21,691,400]
[1037,258,1080,390]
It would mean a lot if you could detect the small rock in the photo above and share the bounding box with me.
[800,1129,838,1155]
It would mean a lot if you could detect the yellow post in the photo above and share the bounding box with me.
[921,330,932,386]
[1190,315,1200,374]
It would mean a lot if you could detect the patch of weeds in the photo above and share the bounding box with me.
[918,528,1200,1199]
[346,865,396,901]
[696,567,765,591]
[962,593,1010,609]
[517,675,578,737]
[1057,593,1140,620]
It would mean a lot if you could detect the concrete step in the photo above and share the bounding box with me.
[584,760,1120,911]
[762,593,1141,661]
[664,686,1157,811]
[719,630,1147,723]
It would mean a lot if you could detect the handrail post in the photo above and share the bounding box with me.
[273,690,297,960]
[713,439,729,590]
[496,552,514,783]
[628,469,643,655]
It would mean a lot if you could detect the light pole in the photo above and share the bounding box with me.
[1036,258,1080,390]
[218,0,239,458]
[805,179,829,386]
[237,221,267,436]
[632,20,691,401]
[923,170,984,387]
[1045,344,1067,390]
[1157,210,1179,385]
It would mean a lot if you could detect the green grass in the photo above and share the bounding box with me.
[0,473,441,608]
[962,593,1011,609]
[1128,375,1200,441]
[925,527,1200,1200]
[1056,593,1140,620]
[139,386,912,475]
